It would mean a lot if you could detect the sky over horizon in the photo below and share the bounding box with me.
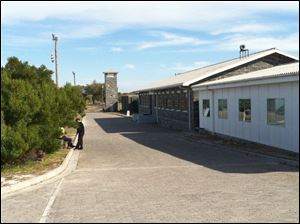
[1,1,299,92]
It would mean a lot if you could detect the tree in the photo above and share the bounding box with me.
[1,57,86,165]
[84,80,105,104]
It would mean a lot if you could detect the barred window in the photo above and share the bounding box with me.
[167,95,172,109]
[180,93,187,111]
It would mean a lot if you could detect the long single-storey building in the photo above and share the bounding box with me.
[135,48,298,131]
[192,62,299,153]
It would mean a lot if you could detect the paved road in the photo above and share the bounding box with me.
[1,112,299,223]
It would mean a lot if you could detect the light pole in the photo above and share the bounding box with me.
[52,33,59,86]
[72,71,76,86]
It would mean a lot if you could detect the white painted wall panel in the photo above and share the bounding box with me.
[292,82,299,150]
[214,90,221,132]
[198,80,299,152]
[236,88,242,139]
[199,90,213,131]
[229,88,236,137]
[250,86,259,141]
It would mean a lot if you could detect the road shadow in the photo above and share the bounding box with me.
[94,117,299,174]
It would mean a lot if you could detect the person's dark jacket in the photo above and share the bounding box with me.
[76,122,85,136]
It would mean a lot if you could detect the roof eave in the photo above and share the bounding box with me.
[136,83,185,93]
[192,72,299,89]
[184,49,299,87]
[274,49,299,61]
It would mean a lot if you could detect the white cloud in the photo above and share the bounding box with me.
[216,33,299,53]
[1,1,298,55]
[211,23,281,35]
[1,34,49,47]
[61,25,108,39]
[137,32,211,50]
[124,64,135,69]
[50,23,121,40]
[2,2,298,32]
[111,47,123,52]
[169,61,212,72]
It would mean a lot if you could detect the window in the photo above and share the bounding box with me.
[171,94,177,109]
[167,96,172,109]
[239,99,251,122]
[164,95,167,108]
[218,99,228,119]
[267,98,285,126]
[179,93,187,111]
[158,95,161,108]
[174,94,180,110]
[203,99,210,117]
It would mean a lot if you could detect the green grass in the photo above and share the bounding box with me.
[1,148,69,179]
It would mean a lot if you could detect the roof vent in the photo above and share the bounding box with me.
[240,44,249,58]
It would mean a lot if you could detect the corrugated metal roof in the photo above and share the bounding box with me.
[193,62,299,88]
[136,48,298,92]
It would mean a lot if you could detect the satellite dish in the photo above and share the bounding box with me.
[240,45,245,51]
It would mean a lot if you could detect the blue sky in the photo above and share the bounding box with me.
[1,1,299,92]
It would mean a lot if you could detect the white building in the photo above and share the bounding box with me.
[136,48,298,131]
[192,62,299,153]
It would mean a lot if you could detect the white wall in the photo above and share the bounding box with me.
[199,81,299,153]
[198,90,213,131]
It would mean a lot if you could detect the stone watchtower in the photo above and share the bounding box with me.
[104,70,118,112]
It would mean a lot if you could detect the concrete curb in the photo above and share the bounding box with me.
[231,148,299,168]
[222,143,299,168]
[183,133,299,168]
[1,148,74,196]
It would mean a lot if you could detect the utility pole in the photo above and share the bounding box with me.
[52,33,58,86]
[72,71,76,86]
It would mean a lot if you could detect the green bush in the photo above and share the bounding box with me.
[1,57,86,165]
[1,122,29,164]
